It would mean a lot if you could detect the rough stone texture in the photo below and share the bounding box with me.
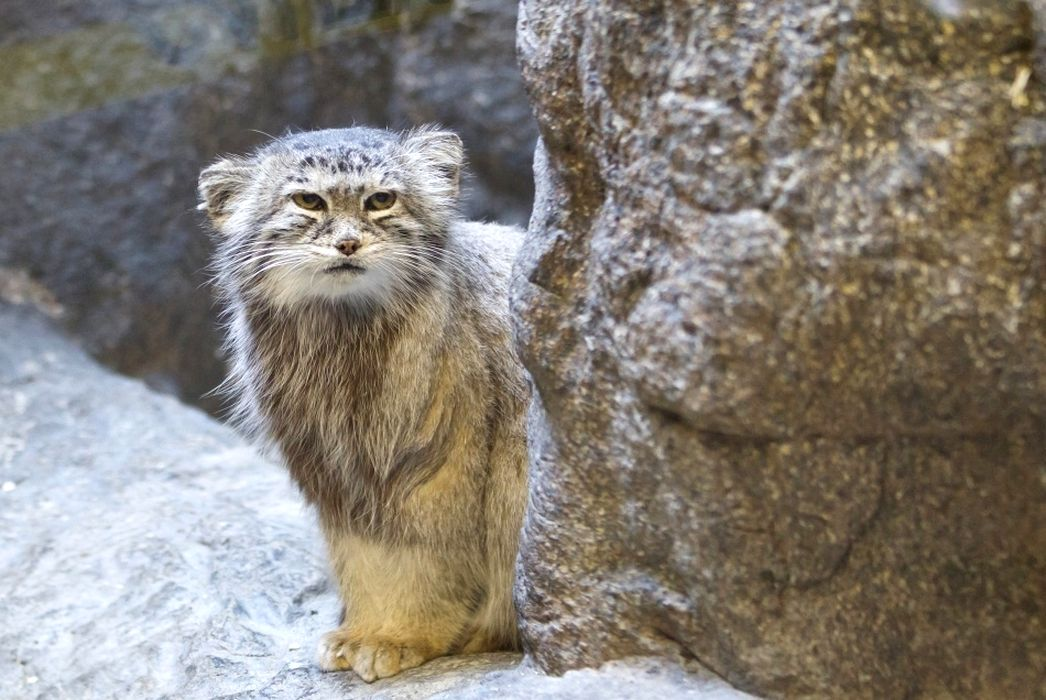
[0,300,751,699]
[514,1,1046,697]
[0,0,535,411]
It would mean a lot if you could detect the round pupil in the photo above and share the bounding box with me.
[302,194,319,205]
[373,193,390,203]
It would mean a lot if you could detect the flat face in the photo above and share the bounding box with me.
[207,127,461,309]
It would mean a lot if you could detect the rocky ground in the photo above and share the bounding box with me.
[0,300,752,699]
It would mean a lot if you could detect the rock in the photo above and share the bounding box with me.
[395,0,537,225]
[513,1,1046,697]
[0,300,336,699]
[0,301,750,699]
[0,0,535,411]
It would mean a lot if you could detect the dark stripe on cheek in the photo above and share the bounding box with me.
[310,218,333,241]
[262,213,310,240]
[264,226,300,240]
[389,222,415,242]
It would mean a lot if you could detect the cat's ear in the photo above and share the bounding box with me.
[198,156,253,228]
[401,127,464,197]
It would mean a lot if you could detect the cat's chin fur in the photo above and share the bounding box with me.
[256,260,396,309]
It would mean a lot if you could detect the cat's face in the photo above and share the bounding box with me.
[199,127,463,309]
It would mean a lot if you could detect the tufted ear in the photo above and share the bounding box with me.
[401,127,464,197]
[198,156,253,228]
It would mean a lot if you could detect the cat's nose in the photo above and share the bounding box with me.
[335,239,362,257]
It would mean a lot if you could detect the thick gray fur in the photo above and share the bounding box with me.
[198,126,529,682]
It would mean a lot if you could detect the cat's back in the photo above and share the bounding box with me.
[452,220,523,276]
[441,220,526,407]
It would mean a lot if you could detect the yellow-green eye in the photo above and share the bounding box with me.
[291,192,326,211]
[364,191,396,211]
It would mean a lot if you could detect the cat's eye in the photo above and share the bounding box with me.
[364,191,397,211]
[291,192,326,211]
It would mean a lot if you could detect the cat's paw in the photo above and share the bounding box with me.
[317,629,430,682]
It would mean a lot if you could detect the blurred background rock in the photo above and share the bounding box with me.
[0,0,536,413]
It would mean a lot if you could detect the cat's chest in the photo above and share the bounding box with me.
[251,320,376,421]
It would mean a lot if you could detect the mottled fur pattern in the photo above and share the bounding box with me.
[198,127,528,681]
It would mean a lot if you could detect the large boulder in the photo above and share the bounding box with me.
[0,293,751,698]
[0,0,535,412]
[513,1,1046,697]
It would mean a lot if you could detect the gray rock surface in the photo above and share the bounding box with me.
[513,1,1046,697]
[0,0,535,412]
[0,301,751,699]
